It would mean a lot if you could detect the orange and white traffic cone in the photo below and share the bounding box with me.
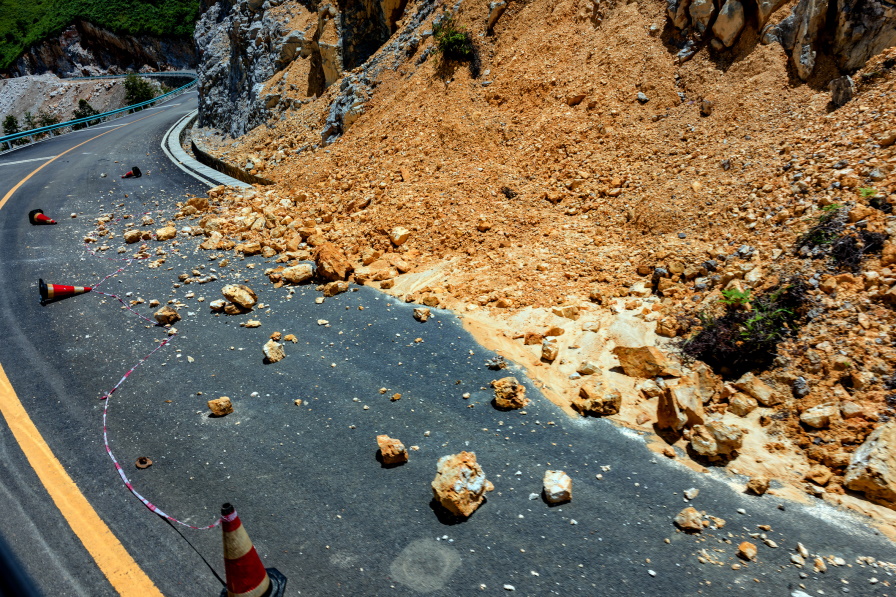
[39,278,91,305]
[220,503,286,597]
[28,209,57,225]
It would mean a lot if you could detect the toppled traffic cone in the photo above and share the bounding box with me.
[39,278,91,305]
[121,166,142,179]
[220,503,286,597]
[28,209,57,225]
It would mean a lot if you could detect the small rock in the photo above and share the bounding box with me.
[543,470,572,504]
[263,339,286,363]
[209,299,227,312]
[746,475,770,495]
[689,421,744,459]
[738,541,757,560]
[637,92,649,104]
[576,361,600,375]
[124,230,142,244]
[414,308,431,322]
[830,75,855,108]
[573,379,622,417]
[612,346,678,378]
[377,435,408,465]
[700,99,714,116]
[222,284,257,310]
[541,337,559,362]
[800,404,838,429]
[492,377,529,409]
[674,506,703,532]
[390,226,411,246]
[431,452,494,517]
[728,393,758,417]
[155,227,177,241]
[154,306,181,326]
[281,264,314,285]
[207,396,233,416]
[323,280,349,296]
[684,488,699,500]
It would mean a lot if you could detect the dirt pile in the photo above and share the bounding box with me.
[181,0,896,522]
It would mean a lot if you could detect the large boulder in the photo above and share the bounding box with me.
[689,0,717,36]
[431,452,494,517]
[612,346,679,378]
[844,421,896,507]
[657,378,705,431]
[314,242,353,281]
[690,421,744,459]
[573,379,622,417]
[281,264,314,285]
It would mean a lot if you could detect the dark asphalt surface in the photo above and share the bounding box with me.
[0,95,894,597]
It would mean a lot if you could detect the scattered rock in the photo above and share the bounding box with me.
[155,226,176,241]
[541,337,559,362]
[209,299,227,312]
[390,226,411,246]
[236,240,262,255]
[323,280,349,296]
[689,421,744,459]
[208,396,233,416]
[154,306,181,326]
[543,470,572,504]
[733,372,781,406]
[263,339,286,363]
[124,230,142,243]
[431,451,494,517]
[576,361,600,375]
[674,506,704,532]
[830,75,855,108]
[573,379,622,416]
[657,379,705,431]
[684,487,700,500]
[612,346,679,378]
[281,264,314,284]
[800,403,838,428]
[728,392,758,417]
[414,308,431,322]
[805,465,833,486]
[222,284,257,310]
[746,474,771,495]
[738,541,758,560]
[844,420,896,507]
[493,377,529,409]
[377,435,408,465]
[314,242,353,281]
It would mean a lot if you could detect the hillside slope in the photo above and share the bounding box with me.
[0,0,199,73]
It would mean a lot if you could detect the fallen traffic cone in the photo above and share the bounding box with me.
[39,278,91,305]
[121,166,142,179]
[220,503,286,597]
[28,209,57,225]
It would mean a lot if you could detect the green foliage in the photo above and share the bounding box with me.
[0,1,200,71]
[719,287,751,307]
[2,114,18,136]
[433,16,475,60]
[71,98,100,129]
[680,278,808,378]
[821,202,842,212]
[23,111,34,129]
[859,187,877,198]
[124,74,156,107]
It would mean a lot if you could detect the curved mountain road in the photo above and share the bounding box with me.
[0,94,893,596]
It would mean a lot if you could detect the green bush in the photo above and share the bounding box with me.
[2,114,19,136]
[432,15,481,79]
[72,98,100,128]
[124,74,156,108]
[0,1,200,71]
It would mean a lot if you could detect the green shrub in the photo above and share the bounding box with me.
[432,15,480,78]
[2,114,19,136]
[680,278,808,378]
[72,98,100,128]
[124,74,156,108]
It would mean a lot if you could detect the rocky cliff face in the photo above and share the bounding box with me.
[4,20,196,78]
[195,0,431,137]
[666,0,896,81]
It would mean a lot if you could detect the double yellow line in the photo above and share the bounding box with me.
[0,116,164,596]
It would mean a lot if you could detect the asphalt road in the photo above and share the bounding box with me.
[0,94,894,597]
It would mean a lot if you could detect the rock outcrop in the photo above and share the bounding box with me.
[667,0,896,81]
[5,20,195,77]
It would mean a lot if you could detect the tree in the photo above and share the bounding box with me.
[124,74,156,109]
[2,114,19,136]
[23,111,34,130]
[72,99,101,129]
[36,109,60,135]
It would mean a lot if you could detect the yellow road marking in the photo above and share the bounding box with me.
[0,113,165,596]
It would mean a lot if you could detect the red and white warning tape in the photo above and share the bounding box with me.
[85,242,221,530]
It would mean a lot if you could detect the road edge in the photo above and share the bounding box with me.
[160,109,251,189]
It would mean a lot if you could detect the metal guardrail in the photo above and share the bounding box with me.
[0,74,198,152]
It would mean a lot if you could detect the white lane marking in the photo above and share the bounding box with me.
[0,156,56,167]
